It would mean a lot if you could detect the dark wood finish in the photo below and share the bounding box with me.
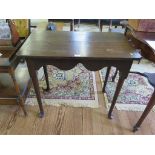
[125,25,155,63]
[108,73,126,119]
[26,59,44,118]
[126,72,155,132]
[125,26,155,131]
[102,66,111,92]
[17,30,141,118]
[70,20,74,31]
[110,26,155,131]
[0,40,31,115]
[43,65,50,91]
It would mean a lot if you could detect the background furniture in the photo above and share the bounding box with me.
[48,19,127,32]
[111,24,155,81]
[73,19,101,31]
[131,72,155,132]
[48,19,73,31]
[127,28,155,131]
[0,42,31,115]
[126,25,155,62]
[0,20,31,115]
[109,25,155,131]
[100,19,127,32]
[128,19,155,32]
[12,19,30,38]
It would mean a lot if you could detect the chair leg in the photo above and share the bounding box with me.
[70,19,74,31]
[133,90,155,132]
[10,68,27,116]
[78,19,80,28]
[99,20,103,32]
[109,19,112,31]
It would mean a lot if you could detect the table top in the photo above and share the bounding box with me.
[17,30,141,60]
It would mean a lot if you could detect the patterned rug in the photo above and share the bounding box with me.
[99,67,155,111]
[26,64,98,108]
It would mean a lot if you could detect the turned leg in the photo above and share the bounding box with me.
[43,65,50,91]
[10,68,27,116]
[112,68,118,82]
[108,72,125,119]
[27,61,44,118]
[102,66,111,93]
[133,90,155,132]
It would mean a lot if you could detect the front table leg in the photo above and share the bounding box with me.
[133,90,155,132]
[108,72,125,119]
[27,61,44,118]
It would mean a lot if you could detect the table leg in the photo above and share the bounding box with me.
[70,19,74,31]
[99,20,103,32]
[102,66,111,93]
[109,19,113,31]
[112,68,118,82]
[10,68,27,116]
[27,61,44,118]
[78,19,80,28]
[133,90,155,132]
[108,72,125,119]
[43,65,50,91]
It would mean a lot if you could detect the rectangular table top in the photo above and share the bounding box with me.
[17,30,141,60]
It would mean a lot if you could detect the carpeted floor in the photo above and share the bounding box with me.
[99,62,155,111]
[26,64,99,108]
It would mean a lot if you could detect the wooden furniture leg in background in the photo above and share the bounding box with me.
[10,67,27,116]
[99,20,103,32]
[133,90,155,132]
[102,66,111,92]
[70,19,74,31]
[43,65,50,91]
[112,68,118,82]
[78,19,80,28]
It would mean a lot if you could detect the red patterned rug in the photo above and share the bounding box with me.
[26,64,98,108]
[99,67,154,111]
